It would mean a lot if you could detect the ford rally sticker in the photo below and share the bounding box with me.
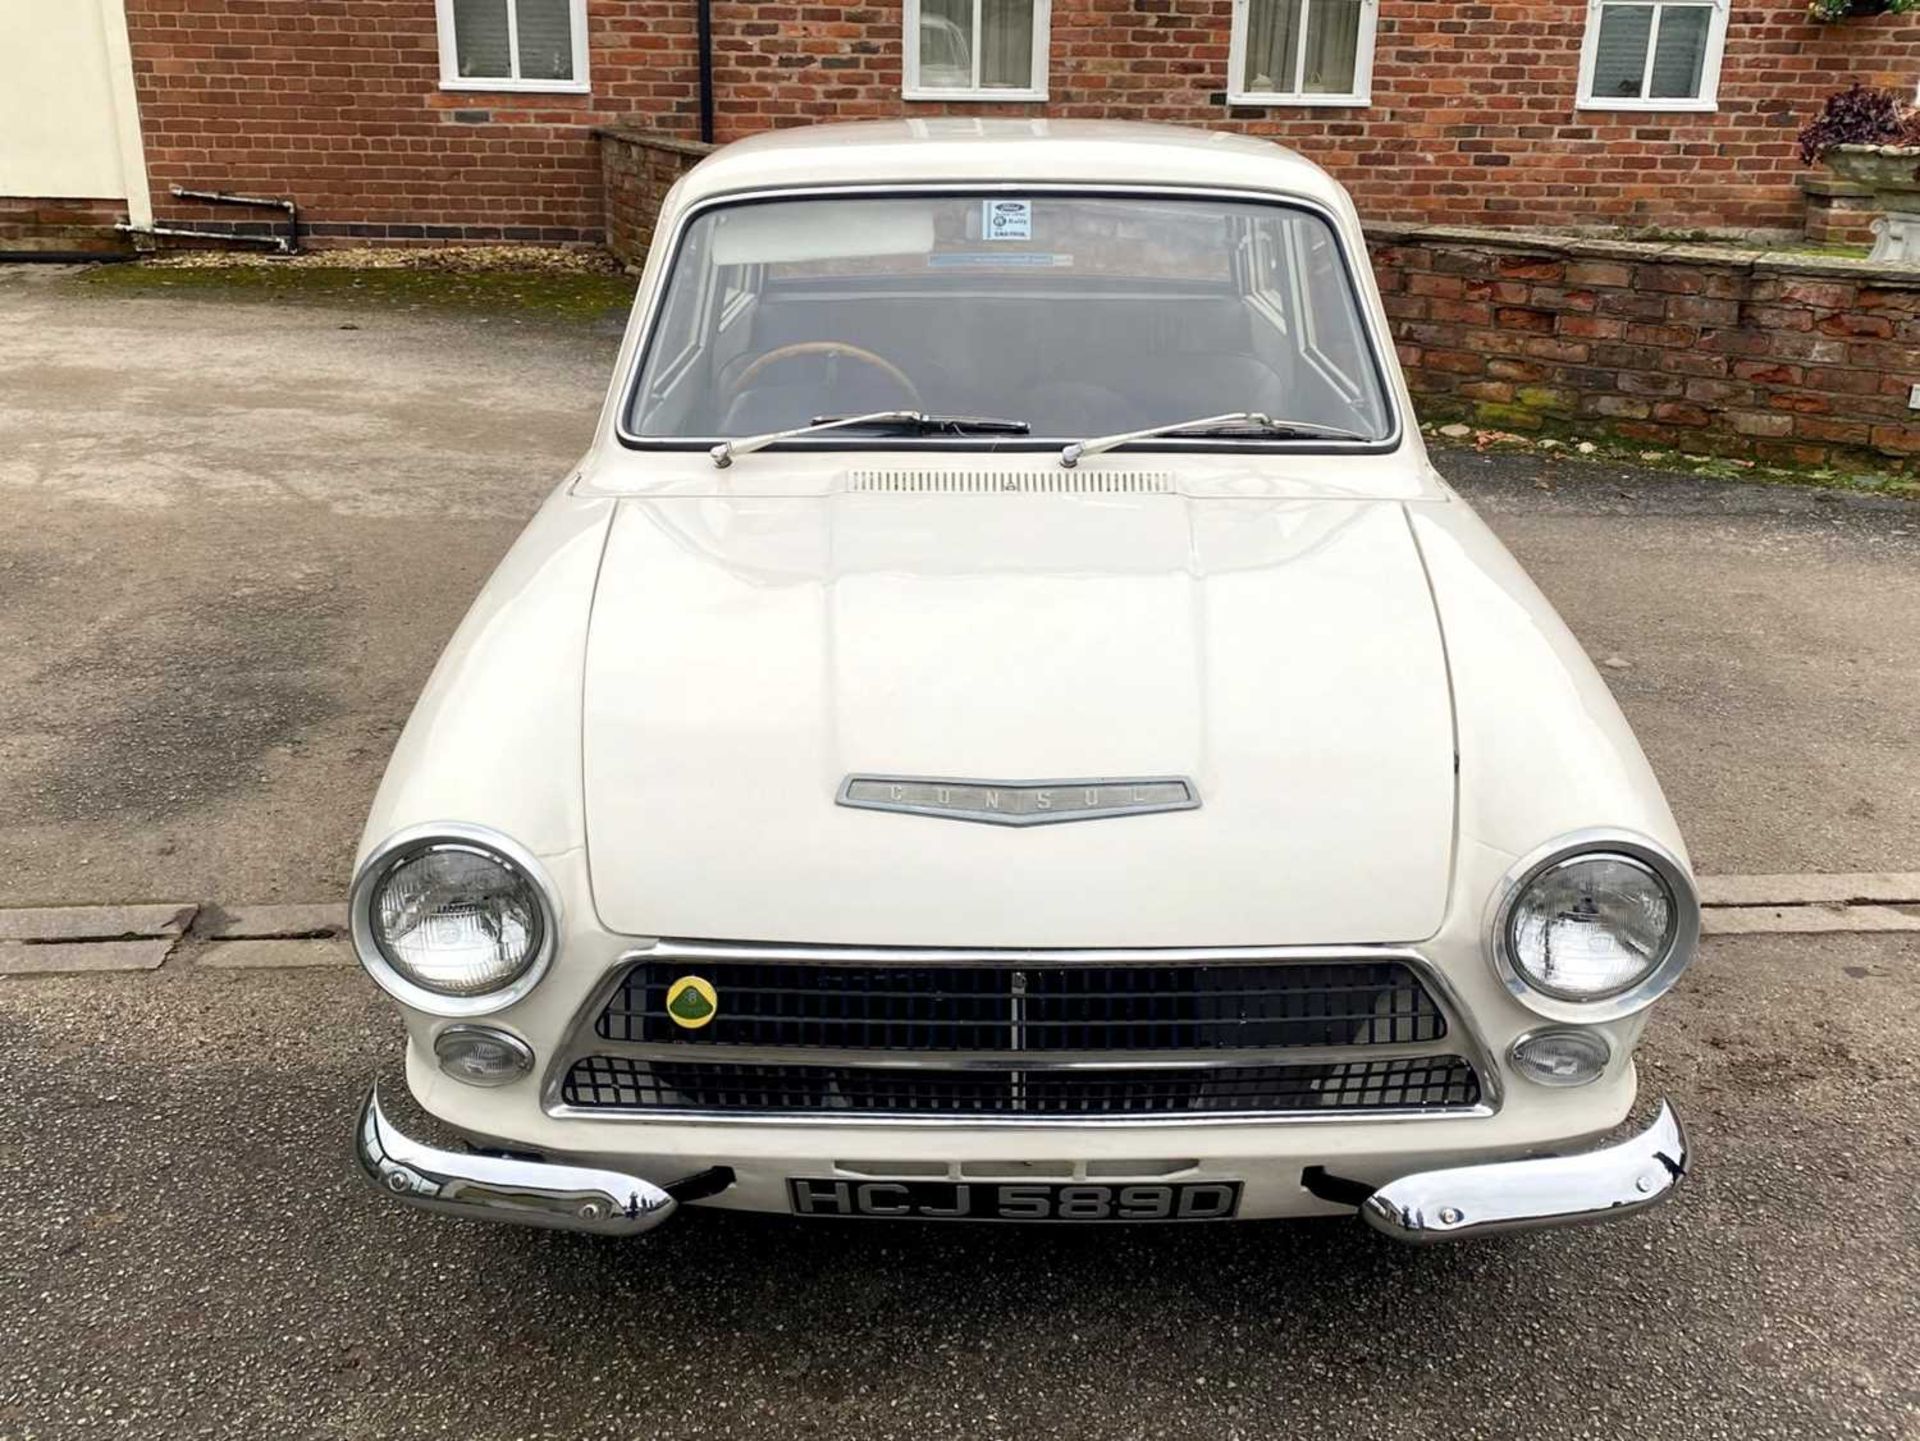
[983,199,1033,241]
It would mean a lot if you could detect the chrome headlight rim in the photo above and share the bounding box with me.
[1489,829,1699,1024]
[349,822,561,1017]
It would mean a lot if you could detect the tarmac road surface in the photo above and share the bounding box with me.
[2,266,1916,1440]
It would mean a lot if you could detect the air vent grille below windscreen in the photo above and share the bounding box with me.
[846,470,1175,496]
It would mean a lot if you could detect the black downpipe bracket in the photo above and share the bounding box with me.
[697,0,715,144]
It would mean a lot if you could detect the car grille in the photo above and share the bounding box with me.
[556,947,1485,1121]
[594,958,1447,1052]
[560,1054,1482,1117]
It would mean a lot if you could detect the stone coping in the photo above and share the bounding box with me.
[1364,220,1920,285]
[1798,172,1875,199]
[593,124,717,159]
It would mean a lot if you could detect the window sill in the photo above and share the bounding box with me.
[439,77,592,95]
[1227,92,1371,108]
[1575,97,1717,113]
[902,87,1048,103]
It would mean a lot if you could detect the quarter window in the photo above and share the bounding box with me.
[904,0,1050,101]
[1577,0,1728,111]
[1229,0,1378,107]
[437,0,590,93]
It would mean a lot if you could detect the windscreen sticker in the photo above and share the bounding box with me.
[983,199,1033,241]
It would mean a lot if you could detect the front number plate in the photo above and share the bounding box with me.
[787,1178,1241,1222]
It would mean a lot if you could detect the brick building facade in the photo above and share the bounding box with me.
[110,0,1920,249]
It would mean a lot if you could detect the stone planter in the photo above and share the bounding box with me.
[1823,144,1920,263]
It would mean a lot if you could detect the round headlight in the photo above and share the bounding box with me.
[1493,836,1698,1022]
[1507,853,1675,1001]
[351,828,557,1015]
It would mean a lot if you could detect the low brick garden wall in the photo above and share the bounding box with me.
[0,197,132,256]
[599,130,1918,473]
[598,126,713,270]
[1370,226,1920,472]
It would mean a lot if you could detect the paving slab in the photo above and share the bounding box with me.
[1701,902,1920,935]
[196,937,355,969]
[1699,872,1920,907]
[0,902,195,942]
[198,902,345,939]
[0,938,176,975]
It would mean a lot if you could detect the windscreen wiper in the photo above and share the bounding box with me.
[711,411,1029,468]
[1060,411,1369,468]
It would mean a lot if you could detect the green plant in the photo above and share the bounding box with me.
[1808,0,1918,20]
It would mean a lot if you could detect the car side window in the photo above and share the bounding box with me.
[644,223,714,400]
[1279,214,1369,404]
[716,261,758,331]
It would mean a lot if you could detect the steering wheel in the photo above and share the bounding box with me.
[725,341,923,411]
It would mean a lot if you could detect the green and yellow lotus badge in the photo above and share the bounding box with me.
[665,975,718,1030]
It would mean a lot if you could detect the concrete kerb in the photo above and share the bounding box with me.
[0,901,349,975]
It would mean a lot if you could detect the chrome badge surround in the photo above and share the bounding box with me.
[837,775,1200,827]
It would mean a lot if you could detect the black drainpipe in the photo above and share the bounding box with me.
[697,0,715,144]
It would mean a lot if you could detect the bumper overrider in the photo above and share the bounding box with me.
[355,1082,732,1236]
[353,1080,1688,1244]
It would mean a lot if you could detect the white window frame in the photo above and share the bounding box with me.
[1227,0,1378,108]
[903,0,1050,103]
[1576,0,1728,113]
[436,0,591,94]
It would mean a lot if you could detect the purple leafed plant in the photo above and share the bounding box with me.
[1797,83,1920,165]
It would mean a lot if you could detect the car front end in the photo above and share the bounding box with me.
[347,120,1695,1244]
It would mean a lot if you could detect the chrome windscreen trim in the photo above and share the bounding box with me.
[612,182,1405,459]
[540,941,1501,1127]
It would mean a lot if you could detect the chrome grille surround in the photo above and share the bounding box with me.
[543,941,1500,1127]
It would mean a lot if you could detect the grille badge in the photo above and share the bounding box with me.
[837,776,1200,826]
[666,975,718,1029]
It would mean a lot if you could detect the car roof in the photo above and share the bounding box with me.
[673,119,1348,210]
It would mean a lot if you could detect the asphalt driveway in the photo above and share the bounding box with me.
[1,265,1916,1440]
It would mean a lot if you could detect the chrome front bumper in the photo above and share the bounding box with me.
[1361,1100,1689,1243]
[353,1082,1686,1242]
[354,1082,678,1236]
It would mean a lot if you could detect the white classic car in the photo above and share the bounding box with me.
[352,120,1694,1242]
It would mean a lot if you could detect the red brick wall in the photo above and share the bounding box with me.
[121,0,1920,244]
[0,198,132,255]
[600,128,713,267]
[1370,228,1920,470]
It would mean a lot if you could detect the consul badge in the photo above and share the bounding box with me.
[837,776,1200,827]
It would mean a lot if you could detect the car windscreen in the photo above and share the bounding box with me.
[625,192,1393,445]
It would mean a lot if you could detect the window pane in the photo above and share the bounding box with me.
[1301,0,1362,95]
[1649,4,1710,99]
[630,194,1393,443]
[918,0,975,89]
[643,222,710,395]
[1591,3,1652,100]
[453,0,512,79]
[1242,0,1303,95]
[1282,213,1369,400]
[978,0,1034,89]
[516,0,575,82]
